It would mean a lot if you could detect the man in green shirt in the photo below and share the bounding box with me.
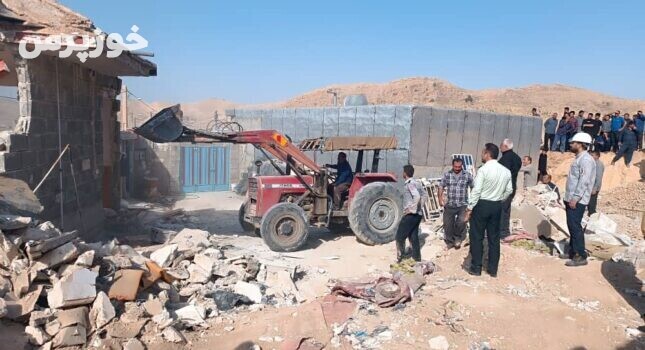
[464,143,513,277]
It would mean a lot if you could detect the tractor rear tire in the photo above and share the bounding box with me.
[238,201,258,236]
[349,182,403,245]
[260,203,309,252]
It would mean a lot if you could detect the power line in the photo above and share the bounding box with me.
[126,90,156,112]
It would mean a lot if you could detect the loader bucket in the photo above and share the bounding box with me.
[133,105,184,143]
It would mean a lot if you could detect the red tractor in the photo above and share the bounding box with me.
[135,106,404,252]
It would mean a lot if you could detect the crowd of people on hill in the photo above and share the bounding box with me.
[536,107,644,167]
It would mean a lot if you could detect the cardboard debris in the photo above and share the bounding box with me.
[47,268,97,309]
[142,260,164,288]
[108,269,143,301]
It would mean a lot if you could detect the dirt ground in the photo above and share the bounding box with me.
[137,192,645,350]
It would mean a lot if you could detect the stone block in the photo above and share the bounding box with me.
[89,291,115,329]
[47,268,97,309]
[52,325,86,348]
[6,134,28,152]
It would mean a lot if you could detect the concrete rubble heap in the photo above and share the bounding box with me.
[0,180,304,349]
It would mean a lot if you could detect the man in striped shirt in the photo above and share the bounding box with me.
[464,143,513,277]
[439,158,474,249]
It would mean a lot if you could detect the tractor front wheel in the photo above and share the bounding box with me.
[260,203,309,252]
[349,182,403,245]
[238,201,259,236]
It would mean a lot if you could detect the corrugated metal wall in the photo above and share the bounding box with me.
[227,106,542,182]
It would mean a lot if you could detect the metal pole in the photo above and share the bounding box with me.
[55,60,64,230]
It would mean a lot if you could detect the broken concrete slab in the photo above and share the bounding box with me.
[52,325,86,348]
[429,335,450,350]
[0,176,43,216]
[44,320,60,337]
[74,250,95,267]
[108,269,143,301]
[58,306,89,329]
[32,242,80,271]
[143,298,163,317]
[4,285,43,319]
[25,325,51,346]
[151,227,177,244]
[29,309,55,327]
[586,213,632,246]
[47,268,97,309]
[150,244,177,268]
[152,308,173,329]
[187,263,210,284]
[90,291,115,329]
[194,253,216,274]
[170,228,210,252]
[25,231,79,260]
[107,319,147,339]
[21,222,60,242]
[12,269,35,297]
[123,338,146,350]
[0,215,31,230]
[162,326,185,343]
[234,281,264,304]
[175,304,206,326]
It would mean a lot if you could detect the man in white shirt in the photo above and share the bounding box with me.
[464,143,513,277]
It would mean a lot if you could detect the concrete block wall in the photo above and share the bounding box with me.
[227,105,414,184]
[410,107,543,178]
[0,54,121,233]
[227,105,542,182]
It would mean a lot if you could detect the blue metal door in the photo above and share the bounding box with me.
[181,145,230,193]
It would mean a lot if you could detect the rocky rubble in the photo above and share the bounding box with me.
[0,182,304,349]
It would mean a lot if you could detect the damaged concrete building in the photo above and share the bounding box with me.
[0,0,156,232]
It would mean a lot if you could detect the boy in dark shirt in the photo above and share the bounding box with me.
[540,174,561,205]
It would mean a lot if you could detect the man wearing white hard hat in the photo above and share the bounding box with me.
[562,132,596,267]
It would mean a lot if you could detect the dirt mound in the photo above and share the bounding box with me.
[548,151,644,193]
[278,77,645,116]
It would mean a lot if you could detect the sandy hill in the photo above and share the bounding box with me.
[160,77,644,128]
[280,77,645,116]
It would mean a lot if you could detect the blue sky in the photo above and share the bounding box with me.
[60,0,645,104]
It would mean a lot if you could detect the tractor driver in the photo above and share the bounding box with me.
[326,152,353,209]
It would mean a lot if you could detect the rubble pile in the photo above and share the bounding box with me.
[1,206,303,349]
[510,184,635,257]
